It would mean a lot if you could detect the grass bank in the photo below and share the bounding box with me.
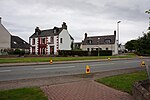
[96,71,148,94]
[0,87,48,100]
[0,53,137,64]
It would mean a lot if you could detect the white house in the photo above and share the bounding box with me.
[81,31,118,55]
[29,22,74,55]
[0,17,11,50]
[0,17,30,55]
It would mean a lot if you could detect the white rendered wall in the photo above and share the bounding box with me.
[0,24,11,49]
[59,29,72,50]
[81,44,116,55]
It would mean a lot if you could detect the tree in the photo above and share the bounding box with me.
[125,40,138,51]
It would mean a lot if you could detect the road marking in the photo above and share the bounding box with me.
[90,63,114,66]
[124,61,141,64]
[35,66,76,70]
[0,70,11,73]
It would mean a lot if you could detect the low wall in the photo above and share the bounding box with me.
[132,80,150,100]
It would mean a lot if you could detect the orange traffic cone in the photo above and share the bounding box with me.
[86,65,90,74]
[141,61,145,67]
[50,59,53,64]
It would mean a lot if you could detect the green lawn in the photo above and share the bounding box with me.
[0,53,137,64]
[96,71,148,94]
[0,87,48,100]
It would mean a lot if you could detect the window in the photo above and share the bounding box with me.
[51,36,54,43]
[87,40,92,44]
[32,39,35,45]
[87,48,89,51]
[42,38,45,44]
[105,39,111,44]
[54,29,57,33]
[60,38,63,43]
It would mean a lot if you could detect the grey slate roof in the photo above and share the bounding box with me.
[82,34,116,45]
[11,36,30,49]
[30,27,63,38]
[29,27,74,40]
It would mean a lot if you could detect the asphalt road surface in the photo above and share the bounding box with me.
[0,58,150,81]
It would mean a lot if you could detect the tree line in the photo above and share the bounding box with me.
[125,31,150,55]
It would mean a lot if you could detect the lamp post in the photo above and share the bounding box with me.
[145,9,150,31]
[117,21,121,54]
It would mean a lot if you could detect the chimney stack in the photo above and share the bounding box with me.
[114,30,116,36]
[35,27,40,35]
[85,33,87,39]
[62,22,67,29]
[0,17,1,24]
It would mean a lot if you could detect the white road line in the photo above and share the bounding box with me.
[90,63,114,66]
[0,70,11,73]
[35,66,76,70]
[124,61,141,64]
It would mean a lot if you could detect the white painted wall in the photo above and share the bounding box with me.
[0,23,11,49]
[59,29,72,50]
[30,37,38,54]
[81,44,116,55]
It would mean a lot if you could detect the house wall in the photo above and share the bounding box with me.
[81,44,116,55]
[30,37,38,54]
[0,22,11,50]
[59,29,72,50]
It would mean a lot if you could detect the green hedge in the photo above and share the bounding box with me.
[58,50,88,56]
[91,50,112,56]
[58,50,112,56]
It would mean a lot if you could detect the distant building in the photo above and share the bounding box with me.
[81,31,118,55]
[73,42,82,50]
[29,22,74,55]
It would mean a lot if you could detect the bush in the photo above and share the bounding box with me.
[58,50,112,56]
[91,50,112,56]
[58,50,88,56]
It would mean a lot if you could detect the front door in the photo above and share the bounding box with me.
[50,46,54,54]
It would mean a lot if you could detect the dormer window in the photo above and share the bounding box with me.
[13,41,17,44]
[105,39,111,44]
[87,40,92,44]
[54,29,57,33]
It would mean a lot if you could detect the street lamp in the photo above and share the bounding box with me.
[117,21,121,54]
[145,9,150,31]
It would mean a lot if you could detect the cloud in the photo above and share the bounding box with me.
[0,0,150,44]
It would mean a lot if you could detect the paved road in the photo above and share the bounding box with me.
[0,58,149,81]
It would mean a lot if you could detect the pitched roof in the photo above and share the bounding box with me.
[30,27,63,38]
[11,35,30,49]
[82,34,116,45]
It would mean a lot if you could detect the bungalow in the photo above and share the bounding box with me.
[29,22,74,55]
[81,31,118,55]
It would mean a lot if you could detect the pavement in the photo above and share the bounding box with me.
[41,80,134,100]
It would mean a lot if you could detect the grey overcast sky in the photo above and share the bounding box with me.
[0,0,150,44]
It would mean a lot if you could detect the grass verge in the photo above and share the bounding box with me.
[0,87,48,100]
[0,53,137,64]
[96,71,148,94]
